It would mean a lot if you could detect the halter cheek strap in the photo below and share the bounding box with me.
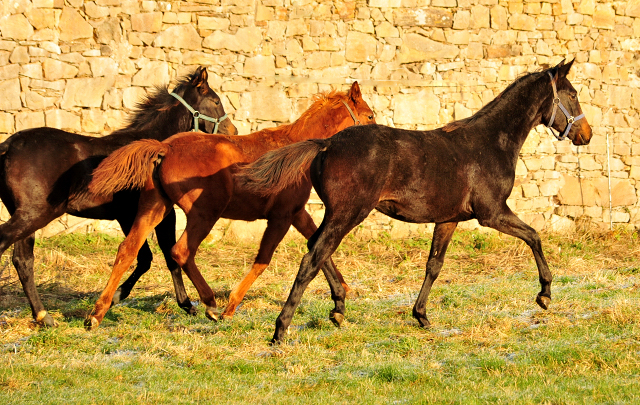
[341,100,362,125]
[546,71,585,141]
[170,92,229,134]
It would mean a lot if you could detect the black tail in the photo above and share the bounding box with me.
[236,139,328,197]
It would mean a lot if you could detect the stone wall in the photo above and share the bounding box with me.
[0,0,639,241]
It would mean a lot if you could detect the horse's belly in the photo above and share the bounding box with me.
[375,199,473,224]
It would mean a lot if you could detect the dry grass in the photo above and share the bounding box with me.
[0,228,639,404]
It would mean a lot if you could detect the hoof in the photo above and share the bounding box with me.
[180,305,198,316]
[205,307,219,322]
[84,316,100,331]
[111,290,122,307]
[329,312,344,327]
[536,295,551,310]
[36,311,55,327]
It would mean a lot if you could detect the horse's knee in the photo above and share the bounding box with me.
[170,244,188,267]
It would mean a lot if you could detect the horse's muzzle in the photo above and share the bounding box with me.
[572,120,592,146]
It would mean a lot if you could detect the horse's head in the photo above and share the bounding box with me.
[335,81,376,130]
[543,59,592,146]
[178,67,238,135]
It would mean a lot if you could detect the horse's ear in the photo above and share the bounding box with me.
[557,58,574,78]
[348,81,361,102]
[191,67,208,87]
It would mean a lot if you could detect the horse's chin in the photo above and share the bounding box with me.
[571,131,591,146]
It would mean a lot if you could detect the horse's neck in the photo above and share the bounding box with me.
[476,78,547,159]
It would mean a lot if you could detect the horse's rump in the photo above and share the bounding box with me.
[89,139,170,196]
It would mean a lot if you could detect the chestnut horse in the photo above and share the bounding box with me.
[85,82,375,329]
[0,67,236,326]
[237,60,593,342]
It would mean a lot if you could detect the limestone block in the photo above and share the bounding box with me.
[82,109,107,133]
[0,112,14,133]
[491,30,517,45]
[85,2,110,19]
[61,76,115,108]
[592,4,615,30]
[59,7,93,41]
[486,45,510,58]
[198,16,230,31]
[9,47,29,64]
[454,102,472,120]
[202,27,262,53]
[398,33,459,63]
[244,55,275,77]
[392,89,440,125]
[21,63,43,79]
[132,61,169,87]
[353,20,375,34]
[445,30,470,45]
[304,52,331,69]
[470,5,490,29]
[508,13,536,31]
[286,19,307,36]
[121,86,145,110]
[154,24,202,50]
[607,85,632,110]
[16,111,45,131]
[453,10,470,30]
[375,21,399,37]
[547,215,575,233]
[577,0,596,15]
[182,51,218,65]
[610,179,637,206]
[0,79,21,110]
[43,58,78,80]
[0,65,19,80]
[95,18,123,44]
[369,0,402,6]
[45,110,81,132]
[89,57,118,76]
[345,32,377,62]
[490,5,508,30]
[319,37,341,51]
[0,14,34,40]
[626,0,640,17]
[131,12,163,32]
[226,220,268,242]
[393,8,453,28]
[237,88,292,122]
[26,9,57,30]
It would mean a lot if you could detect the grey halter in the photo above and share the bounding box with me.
[170,92,229,134]
[545,71,585,141]
[341,100,362,125]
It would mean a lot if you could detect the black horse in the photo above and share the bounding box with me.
[237,60,593,342]
[0,67,237,326]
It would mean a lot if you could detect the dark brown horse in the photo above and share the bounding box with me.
[237,60,593,342]
[85,82,375,329]
[0,67,236,326]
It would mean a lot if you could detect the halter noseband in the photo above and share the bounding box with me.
[545,71,584,141]
[170,92,229,134]
[341,100,362,125]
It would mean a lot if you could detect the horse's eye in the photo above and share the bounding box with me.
[368,115,373,120]
[569,94,576,100]
[214,99,220,105]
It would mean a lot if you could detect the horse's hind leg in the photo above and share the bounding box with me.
[154,209,196,315]
[222,217,294,319]
[412,222,457,328]
[86,190,171,329]
[479,208,553,309]
[12,235,55,326]
[291,209,347,326]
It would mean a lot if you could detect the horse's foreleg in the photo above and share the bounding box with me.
[412,222,457,328]
[154,209,196,315]
[12,235,55,326]
[480,209,553,310]
[222,218,293,319]
[85,192,171,330]
[292,210,350,293]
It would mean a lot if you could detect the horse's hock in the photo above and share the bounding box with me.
[1,0,639,238]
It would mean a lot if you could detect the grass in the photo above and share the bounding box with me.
[0,227,639,404]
